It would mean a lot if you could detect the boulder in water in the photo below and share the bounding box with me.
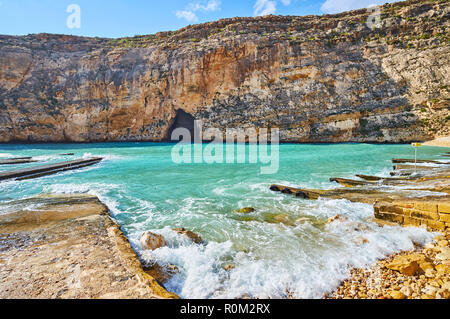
[173,228,203,244]
[269,185,280,192]
[140,231,166,250]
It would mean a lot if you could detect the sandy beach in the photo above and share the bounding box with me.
[424,137,450,148]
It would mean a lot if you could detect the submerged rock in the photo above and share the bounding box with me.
[223,264,235,271]
[295,217,311,224]
[140,231,166,251]
[326,215,348,224]
[263,213,295,226]
[353,237,370,245]
[274,214,290,224]
[173,228,203,244]
[236,207,255,214]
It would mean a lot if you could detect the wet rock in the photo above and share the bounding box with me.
[295,217,311,224]
[385,253,434,276]
[386,257,419,276]
[274,214,290,223]
[326,215,348,224]
[143,261,179,284]
[223,264,235,271]
[353,237,370,245]
[140,231,166,251]
[269,185,280,192]
[173,228,203,244]
[328,229,450,300]
[281,188,293,194]
[236,207,255,214]
[389,290,406,299]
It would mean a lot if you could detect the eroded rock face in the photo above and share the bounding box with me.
[0,0,448,143]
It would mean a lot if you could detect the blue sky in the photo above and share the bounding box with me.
[0,0,400,38]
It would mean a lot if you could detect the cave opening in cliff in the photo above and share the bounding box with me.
[168,109,197,142]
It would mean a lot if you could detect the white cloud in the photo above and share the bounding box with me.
[176,0,221,22]
[176,10,199,22]
[253,0,293,17]
[320,0,398,14]
[254,0,277,16]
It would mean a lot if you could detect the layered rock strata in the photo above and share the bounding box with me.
[0,0,448,143]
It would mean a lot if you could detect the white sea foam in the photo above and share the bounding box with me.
[81,152,125,161]
[0,153,13,158]
[43,182,124,217]
[33,154,62,161]
[137,198,436,299]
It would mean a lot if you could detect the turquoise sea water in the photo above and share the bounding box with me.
[0,143,446,298]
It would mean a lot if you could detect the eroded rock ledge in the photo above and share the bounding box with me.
[0,194,178,299]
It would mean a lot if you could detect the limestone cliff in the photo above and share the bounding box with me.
[0,0,448,143]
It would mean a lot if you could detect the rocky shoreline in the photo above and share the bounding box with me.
[0,194,178,299]
[424,136,450,148]
[328,229,449,299]
[270,149,450,299]
[0,193,449,299]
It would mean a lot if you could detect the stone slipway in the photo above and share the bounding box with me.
[0,157,103,181]
[0,194,178,299]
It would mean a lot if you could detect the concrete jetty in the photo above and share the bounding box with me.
[0,157,103,181]
[394,164,434,170]
[392,158,450,164]
[0,157,37,165]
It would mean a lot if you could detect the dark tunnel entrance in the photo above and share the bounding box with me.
[168,109,197,142]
